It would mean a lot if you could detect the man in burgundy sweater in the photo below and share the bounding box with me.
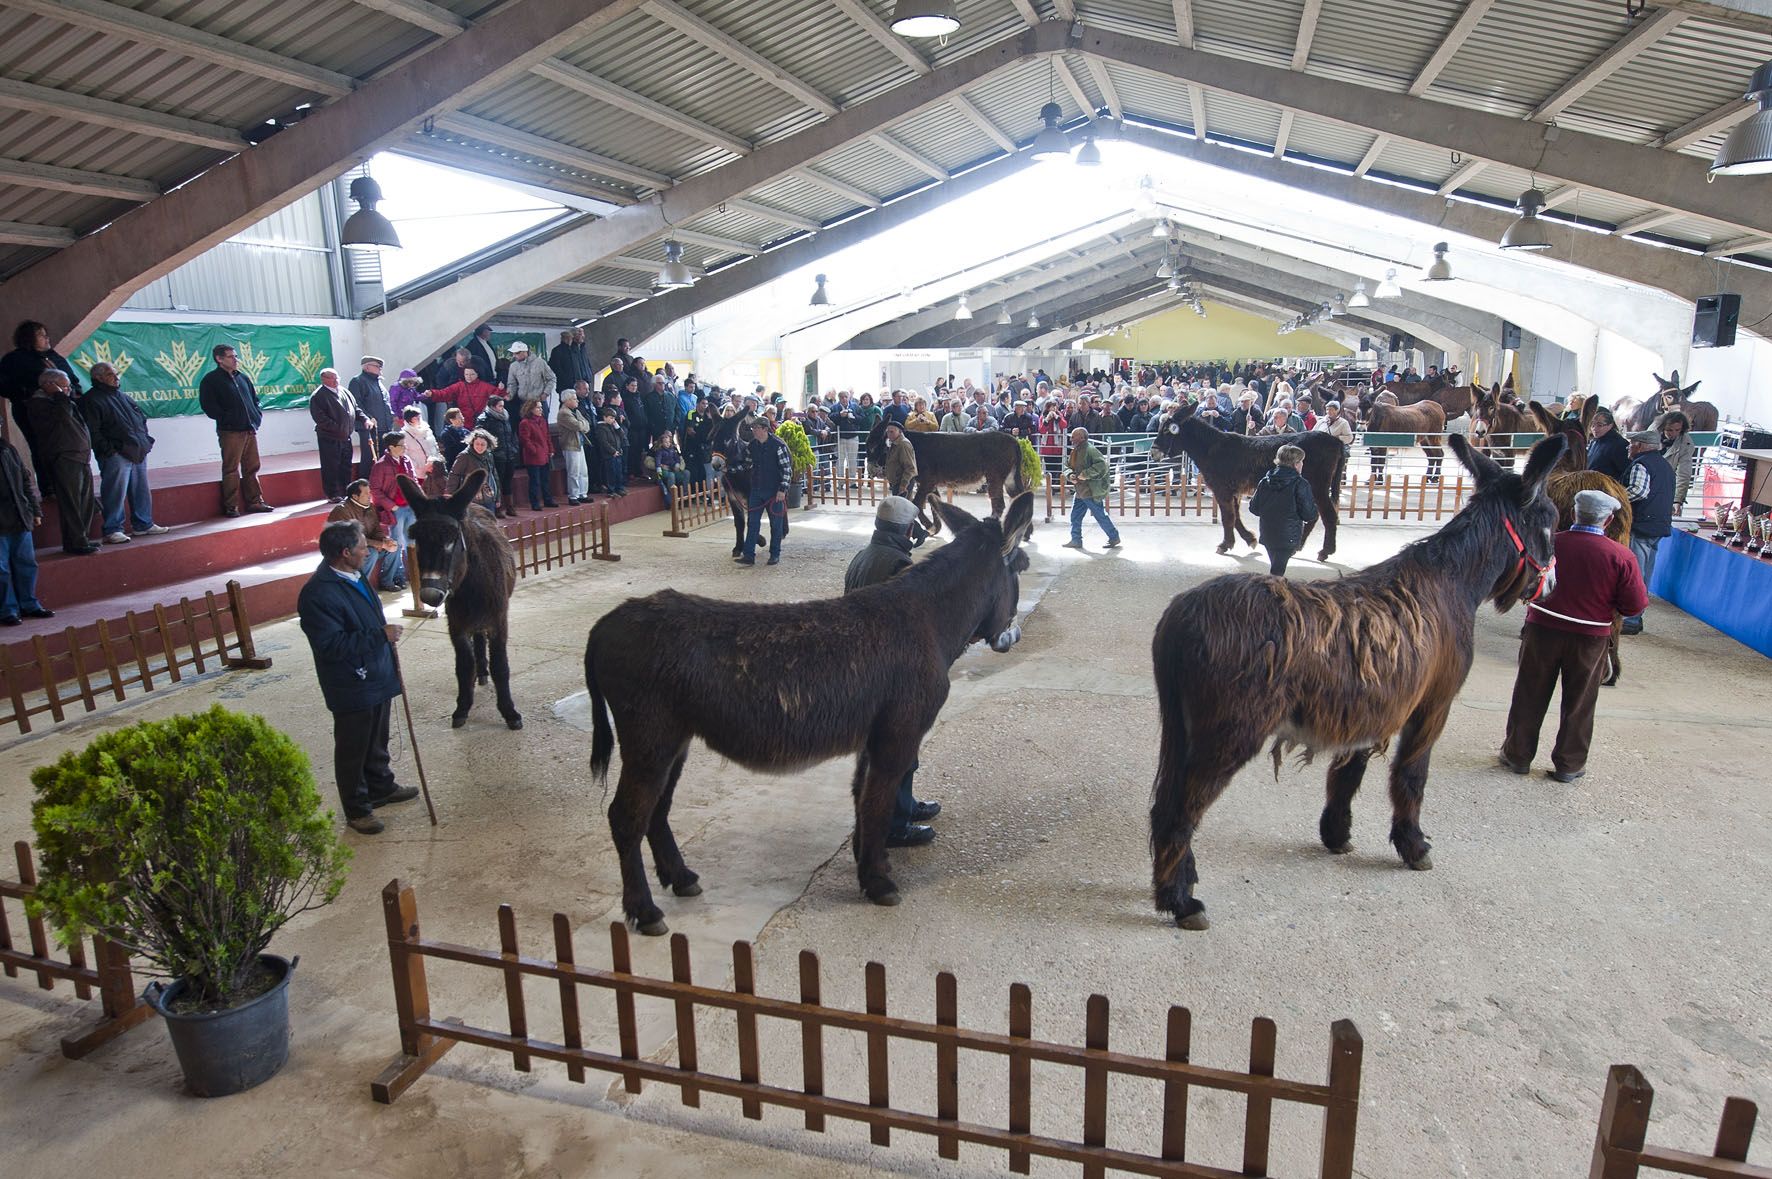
[1500,489,1648,783]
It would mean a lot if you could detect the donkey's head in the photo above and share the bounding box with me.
[863,419,889,465]
[1653,369,1701,408]
[1151,402,1199,461]
[933,491,1036,653]
[398,472,478,608]
[1447,433,1565,610]
[704,413,750,480]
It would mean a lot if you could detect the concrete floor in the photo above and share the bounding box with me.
[1,502,1767,1178]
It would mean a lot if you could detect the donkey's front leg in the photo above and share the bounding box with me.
[450,631,476,728]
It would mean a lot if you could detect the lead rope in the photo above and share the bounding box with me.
[1525,603,1615,629]
[389,609,439,825]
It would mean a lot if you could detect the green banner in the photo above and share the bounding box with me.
[483,332,547,363]
[67,321,335,419]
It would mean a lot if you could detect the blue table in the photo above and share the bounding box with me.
[1650,529,1772,657]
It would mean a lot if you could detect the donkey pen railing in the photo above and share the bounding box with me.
[662,480,729,537]
[0,840,155,1058]
[371,879,1365,1178]
[1590,1065,1769,1179]
[0,579,272,736]
[1041,464,1477,527]
[507,503,620,573]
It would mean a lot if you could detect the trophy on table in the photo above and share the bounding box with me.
[1713,502,1736,543]
[1730,507,1752,548]
[1752,513,1772,556]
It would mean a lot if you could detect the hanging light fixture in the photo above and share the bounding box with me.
[1711,60,1772,175]
[1424,242,1453,281]
[953,294,973,320]
[1027,310,1041,329]
[1031,101,1069,160]
[340,176,401,251]
[1166,274,1183,291]
[1156,256,1174,280]
[1330,294,1347,317]
[1151,218,1171,239]
[888,0,960,37]
[809,274,830,305]
[1499,188,1554,251]
[996,304,1013,325]
[1348,280,1371,308]
[1375,268,1402,298]
[1076,131,1102,166]
[655,241,694,289]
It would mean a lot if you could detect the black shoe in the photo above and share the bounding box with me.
[886,824,936,849]
[221,508,240,517]
[766,554,780,566]
[910,799,941,821]
[1548,769,1586,784]
[735,556,756,566]
[67,547,99,556]
[1498,754,1530,775]
[346,814,385,834]
[1620,618,1643,636]
[1105,538,1122,549]
[20,606,54,620]
[544,500,559,508]
[247,503,275,513]
[369,785,420,808]
[0,615,18,626]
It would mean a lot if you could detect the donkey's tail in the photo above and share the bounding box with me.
[586,630,614,787]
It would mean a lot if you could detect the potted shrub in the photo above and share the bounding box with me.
[29,706,350,1096]
[777,419,817,507]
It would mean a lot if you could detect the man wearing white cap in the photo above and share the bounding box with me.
[1500,488,1646,783]
[504,339,555,421]
[843,496,942,847]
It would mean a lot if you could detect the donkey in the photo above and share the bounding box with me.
[1626,370,1718,433]
[585,493,1036,934]
[863,421,1026,532]
[1147,433,1566,930]
[1525,397,1596,474]
[397,472,523,730]
[1470,384,1530,470]
[1151,403,1346,560]
[1366,395,1446,485]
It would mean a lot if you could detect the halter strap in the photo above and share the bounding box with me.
[1502,516,1555,603]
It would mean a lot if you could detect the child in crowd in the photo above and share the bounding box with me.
[654,430,687,505]
[438,407,469,468]
[595,407,628,498]
[1249,444,1318,576]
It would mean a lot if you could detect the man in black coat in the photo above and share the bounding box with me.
[621,374,650,478]
[550,327,587,394]
[24,370,99,555]
[296,520,418,834]
[737,417,791,566]
[1586,408,1630,482]
[1249,444,1318,576]
[349,356,393,479]
[310,367,369,501]
[79,362,167,543]
[196,342,272,515]
[464,325,498,390]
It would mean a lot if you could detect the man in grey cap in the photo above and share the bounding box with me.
[1500,488,1646,783]
[843,496,942,847]
[1621,428,1674,635]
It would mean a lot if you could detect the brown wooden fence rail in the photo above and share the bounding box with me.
[508,503,620,574]
[0,840,155,1058]
[1042,468,1475,526]
[807,469,890,509]
[370,879,1364,1177]
[662,480,730,538]
[0,579,272,736]
[1590,1065,1769,1179]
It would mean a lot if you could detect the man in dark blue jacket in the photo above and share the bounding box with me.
[296,521,417,834]
[737,417,791,566]
[1585,408,1630,482]
[197,342,272,516]
[1621,429,1675,636]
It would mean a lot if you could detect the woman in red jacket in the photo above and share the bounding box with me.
[517,397,557,511]
[432,364,495,428]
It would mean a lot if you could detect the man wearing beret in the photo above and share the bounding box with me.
[1500,488,1647,784]
[843,496,943,846]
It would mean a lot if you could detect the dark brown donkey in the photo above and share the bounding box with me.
[1150,403,1347,560]
[397,472,523,730]
[1147,433,1566,930]
[1365,394,1446,485]
[864,420,1025,532]
[1625,370,1718,433]
[585,493,1036,934]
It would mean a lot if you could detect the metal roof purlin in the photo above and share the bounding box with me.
[0,158,160,202]
[1291,0,1324,72]
[639,0,840,117]
[528,59,752,158]
[829,0,932,76]
[434,112,671,189]
[0,78,247,153]
[951,94,1019,153]
[352,0,470,39]
[1408,0,1498,97]
[1528,9,1689,123]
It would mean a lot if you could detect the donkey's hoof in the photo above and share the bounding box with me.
[1328,842,1354,855]
[1317,550,1332,562]
[504,712,524,730]
[1214,544,1231,555]
[1176,910,1210,931]
[450,713,468,729]
[477,674,489,686]
[869,890,902,907]
[1407,852,1434,871]
[672,879,703,898]
[637,917,670,936]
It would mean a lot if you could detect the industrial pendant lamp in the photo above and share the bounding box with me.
[1375,268,1402,298]
[655,241,694,289]
[1330,294,1347,317]
[1424,242,1453,281]
[1156,255,1174,280]
[340,176,401,251]
[1712,60,1772,176]
[1151,218,1171,239]
[809,274,830,305]
[953,294,973,320]
[889,0,960,37]
[1027,310,1041,329]
[1499,188,1554,251]
[996,304,1013,325]
[1075,132,1102,166]
[1031,102,1069,160]
[1348,280,1370,308]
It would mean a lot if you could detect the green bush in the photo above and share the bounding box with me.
[776,420,816,474]
[29,706,351,1007]
[1017,437,1045,490]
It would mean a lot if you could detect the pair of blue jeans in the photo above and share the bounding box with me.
[0,531,43,617]
[98,452,156,535]
[1070,496,1120,545]
[1625,533,1662,624]
[743,497,784,559]
[604,451,627,493]
[385,506,415,584]
[526,463,555,509]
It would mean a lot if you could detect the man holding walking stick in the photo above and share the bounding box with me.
[298,520,421,834]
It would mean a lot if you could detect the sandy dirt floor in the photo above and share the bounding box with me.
[1,498,1768,1178]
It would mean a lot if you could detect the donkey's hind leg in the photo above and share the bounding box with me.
[609,746,678,935]
[1388,702,1450,870]
[473,632,489,685]
[1319,750,1371,853]
[1151,729,1263,930]
[854,736,917,906]
[647,748,701,897]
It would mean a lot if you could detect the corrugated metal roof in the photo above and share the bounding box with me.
[1203,92,1284,148]
[1431,0,1623,118]
[1192,0,1302,68]
[1074,0,1182,42]
[1562,17,1772,147]
[884,99,998,173]
[812,137,929,197]
[673,0,905,111]
[1370,138,1459,186]
[1282,114,1380,163]
[1307,0,1467,94]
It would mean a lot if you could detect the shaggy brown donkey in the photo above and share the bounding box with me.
[397,472,523,730]
[1151,403,1347,560]
[1471,384,1530,469]
[1148,433,1566,930]
[1366,395,1446,485]
[864,421,1025,532]
[586,493,1036,935]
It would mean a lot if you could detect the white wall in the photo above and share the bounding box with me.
[1682,332,1772,425]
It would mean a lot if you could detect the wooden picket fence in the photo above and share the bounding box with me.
[0,840,155,1058]
[370,879,1365,1177]
[1590,1065,1769,1178]
[1042,467,1475,526]
[0,579,272,735]
[807,469,891,508]
[507,502,619,574]
[662,480,730,537]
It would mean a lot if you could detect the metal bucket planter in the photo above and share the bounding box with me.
[144,954,296,1097]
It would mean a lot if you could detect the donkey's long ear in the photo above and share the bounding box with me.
[396,474,428,507]
[1518,434,1567,498]
[446,468,486,513]
[933,498,978,537]
[1579,394,1598,430]
[999,491,1035,554]
[1681,377,1702,397]
[1448,433,1502,484]
[1524,401,1555,437]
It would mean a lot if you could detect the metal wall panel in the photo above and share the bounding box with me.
[122,192,336,315]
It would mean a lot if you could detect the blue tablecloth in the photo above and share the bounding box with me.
[1650,529,1772,657]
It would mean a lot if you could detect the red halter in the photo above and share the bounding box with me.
[1502,517,1555,603]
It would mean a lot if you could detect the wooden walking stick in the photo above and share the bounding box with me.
[389,643,438,826]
